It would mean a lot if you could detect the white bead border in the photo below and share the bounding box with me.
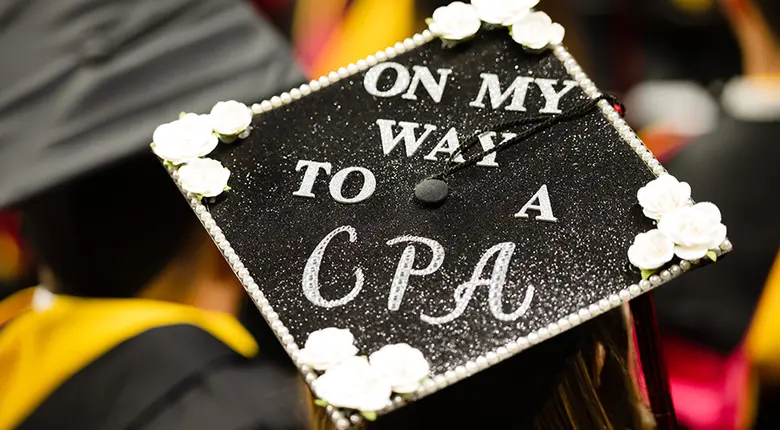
[249,32,436,116]
[163,34,733,429]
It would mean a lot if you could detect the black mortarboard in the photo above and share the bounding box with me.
[154,2,732,428]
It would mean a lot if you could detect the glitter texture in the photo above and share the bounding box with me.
[203,31,656,376]
[160,30,739,427]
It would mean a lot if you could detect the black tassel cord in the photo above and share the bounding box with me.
[435,94,620,179]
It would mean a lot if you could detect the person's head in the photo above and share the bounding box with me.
[14,152,244,313]
[719,0,780,74]
[311,307,654,430]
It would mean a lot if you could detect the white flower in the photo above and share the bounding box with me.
[152,113,218,165]
[298,327,359,371]
[472,0,538,26]
[428,2,482,42]
[628,229,675,270]
[210,100,253,136]
[658,202,727,260]
[510,11,565,51]
[637,174,692,221]
[313,356,392,412]
[369,343,430,394]
[177,158,230,198]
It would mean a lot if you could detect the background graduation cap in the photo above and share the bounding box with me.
[154,1,732,428]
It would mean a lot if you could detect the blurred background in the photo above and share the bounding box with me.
[1,0,778,429]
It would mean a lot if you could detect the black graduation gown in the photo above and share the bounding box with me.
[0,290,309,430]
[653,114,780,354]
[19,326,308,430]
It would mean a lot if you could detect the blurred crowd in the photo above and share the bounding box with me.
[1,0,778,429]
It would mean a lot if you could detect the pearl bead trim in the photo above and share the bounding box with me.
[190,31,438,430]
[166,36,733,429]
[551,46,734,254]
[251,31,436,117]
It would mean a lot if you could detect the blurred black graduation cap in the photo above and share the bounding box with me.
[0,0,302,209]
[0,0,303,309]
[153,2,732,428]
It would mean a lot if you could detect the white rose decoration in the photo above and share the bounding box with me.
[510,11,565,51]
[627,229,675,271]
[313,356,392,412]
[658,202,727,260]
[427,2,482,42]
[369,343,430,394]
[298,327,359,371]
[177,158,231,198]
[637,174,692,221]
[210,100,253,136]
[152,113,218,165]
[472,0,538,26]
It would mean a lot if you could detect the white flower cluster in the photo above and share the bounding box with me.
[151,100,254,198]
[298,327,430,415]
[426,0,564,51]
[628,174,727,273]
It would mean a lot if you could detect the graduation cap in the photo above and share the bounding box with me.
[153,2,732,428]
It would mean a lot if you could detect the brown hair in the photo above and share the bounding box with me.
[308,307,654,430]
[531,308,654,430]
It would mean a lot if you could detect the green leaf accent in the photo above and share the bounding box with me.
[150,142,156,148]
[360,355,368,360]
[424,17,433,25]
[178,111,187,119]
[360,411,378,421]
[706,251,718,262]
[223,185,231,191]
[194,193,204,201]
[313,399,329,408]
[218,134,238,144]
[641,269,657,280]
